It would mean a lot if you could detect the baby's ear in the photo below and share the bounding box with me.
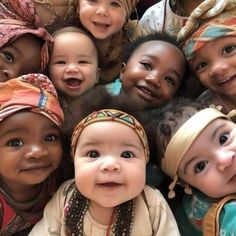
[120,63,126,81]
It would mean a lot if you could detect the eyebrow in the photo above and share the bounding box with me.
[183,122,226,174]
[143,54,182,79]
[211,123,226,141]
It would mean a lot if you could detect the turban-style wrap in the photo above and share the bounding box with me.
[71,109,149,162]
[0,0,53,72]
[177,0,236,61]
[161,107,236,199]
[0,73,64,127]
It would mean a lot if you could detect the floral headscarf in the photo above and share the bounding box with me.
[71,109,149,162]
[177,0,236,61]
[0,73,64,127]
[0,0,53,71]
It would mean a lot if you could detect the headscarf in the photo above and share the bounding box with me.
[71,109,149,162]
[177,0,236,61]
[0,0,53,72]
[0,73,64,127]
[161,107,236,198]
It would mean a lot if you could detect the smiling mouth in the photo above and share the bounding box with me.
[218,75,236,85]
[137,86,157,101]
[64,78,82,88]
[93,22,109,29]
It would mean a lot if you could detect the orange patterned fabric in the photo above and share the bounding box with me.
[0,0,53,72]
[0,73,64,127]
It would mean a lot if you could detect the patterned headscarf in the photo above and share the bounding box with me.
[177,0,236,61]
[0,73,64,127]
[0,0,53,72]
[161,107,236,199]
[71,109,149,162]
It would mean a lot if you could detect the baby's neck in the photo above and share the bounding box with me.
[215,93,236,114]
[0,179,41,203]
[89,201,115,225]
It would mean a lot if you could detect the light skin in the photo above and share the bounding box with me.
[190,36,236,110]
[178,118,236,198]
[49,31,99,99]
[0,111,62,202]
[120,40,186,109]
[74,121,146,224]
[0,34,42,82]
[78,0,127,41]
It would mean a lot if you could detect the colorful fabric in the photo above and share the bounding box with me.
[0,178,57,235]
[105,78,122,96]
[0,73,64,127]
[177,0,236,60]
[0,0,53,71]
[161,108,229,198]
[71,109,149,162]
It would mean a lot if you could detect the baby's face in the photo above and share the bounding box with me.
[178,118,236,198]
[189,36,236,98]
[49,31,99,98]
[0,34,42,82]
[73,121,146,210]
[120,40,186,109]
[78,0,127,40]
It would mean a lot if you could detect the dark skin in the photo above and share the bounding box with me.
[181,0,204,15]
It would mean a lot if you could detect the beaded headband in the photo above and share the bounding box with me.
[161,108,233,198]
[71,109,149,162]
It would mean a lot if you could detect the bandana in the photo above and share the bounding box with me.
[161,107,236,198]
[0,0,53,71]
[0,73,64,127]
[177,0,236,61]
[71,109,149,162]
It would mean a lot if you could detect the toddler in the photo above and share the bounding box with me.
[155,98,236,235]
[77,0,145,83]
[105,32,187,109]
[48,26,99,106]
[0,73,64,235]
[0,0,53,81]
[29,109,180,235]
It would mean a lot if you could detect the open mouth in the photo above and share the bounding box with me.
[93,22,110,30]
[97,182,122,188]
[64,78,82,88]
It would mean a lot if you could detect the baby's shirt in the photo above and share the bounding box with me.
[29,180,180,235]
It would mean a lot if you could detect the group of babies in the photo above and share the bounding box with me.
[1,0,236,235]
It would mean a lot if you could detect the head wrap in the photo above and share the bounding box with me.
[0,73,64,127]
[71,109,149,162]
[161,107,236,198]
[0,0,53,71]
[122,0,139,18]
[177,0,236,61]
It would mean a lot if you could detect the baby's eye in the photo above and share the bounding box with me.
[223,45,236,55]
[219,133,229,145]
[55,60,66,64]
[79,60,89,64]
[3,51,14,63]
[87,150,100,158]
[194,160,208,173]
[195,61,208,72]
[140,61,152,70]
[45,134,59,142]
[7,139,23,147]
[121,151,135,158]
[110,1,122,7]
[165,76,175,86]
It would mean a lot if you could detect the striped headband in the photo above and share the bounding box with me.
[71,109,149,162]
